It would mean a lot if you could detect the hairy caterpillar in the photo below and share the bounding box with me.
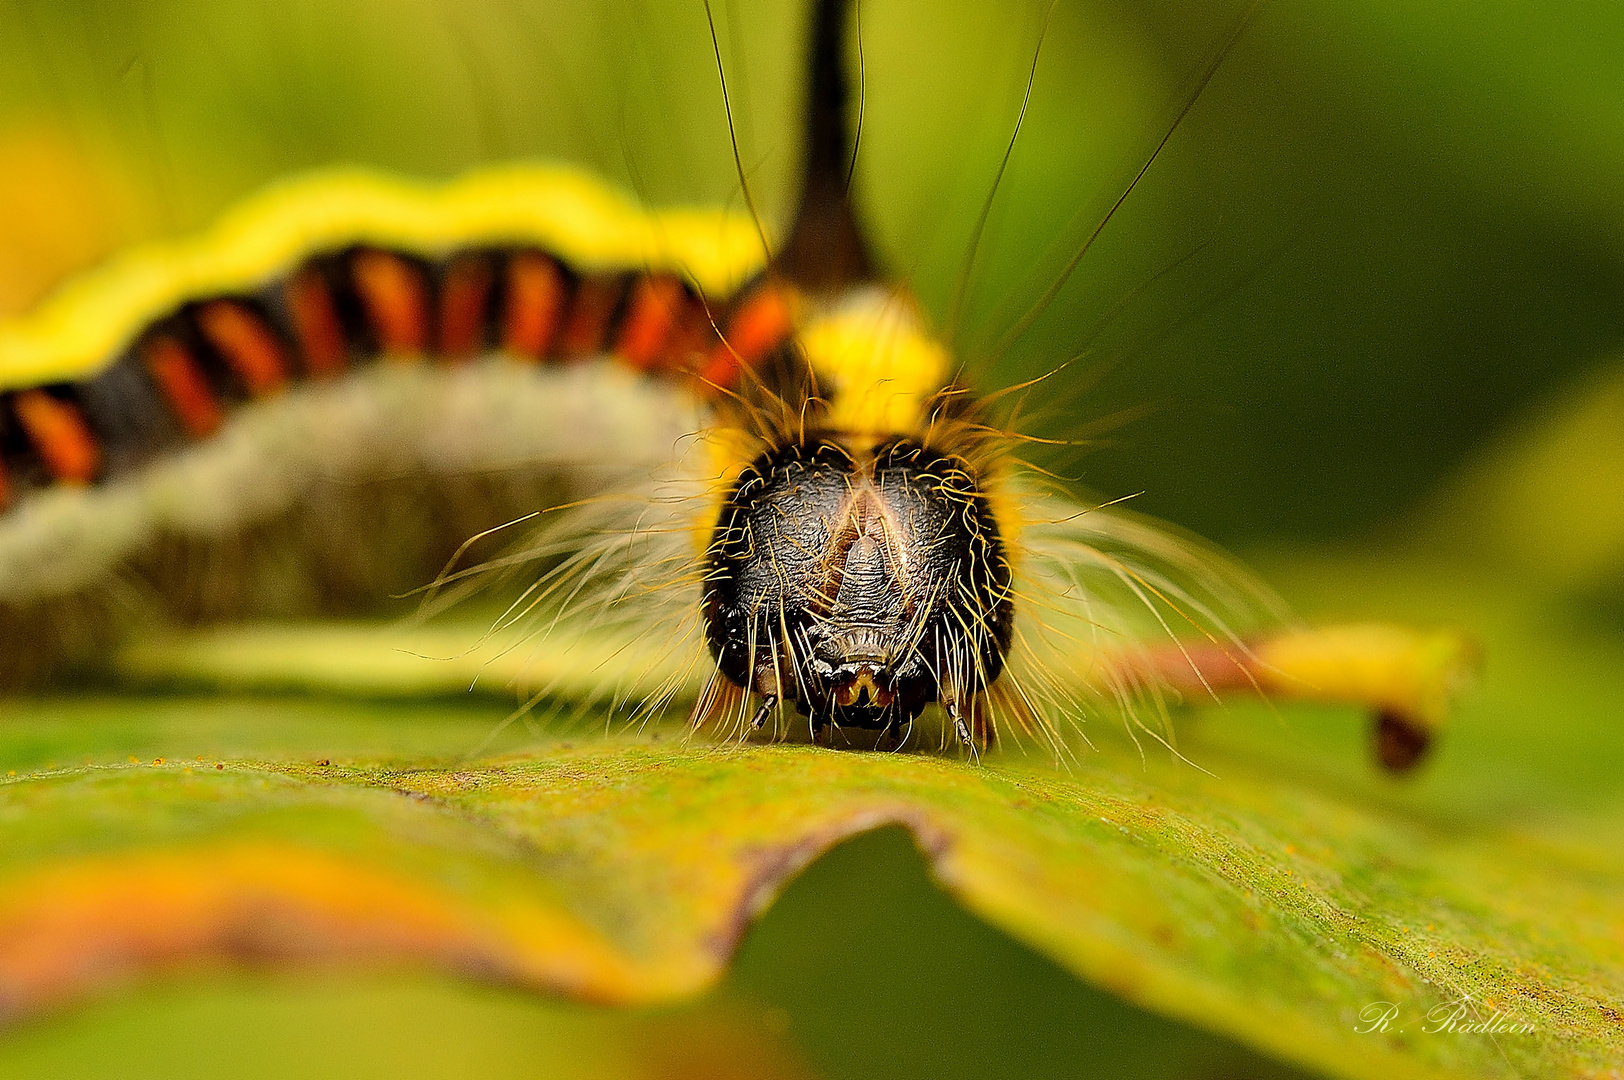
[0,0,1472,766]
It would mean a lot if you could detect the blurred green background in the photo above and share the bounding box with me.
[4,0,1624,547]
[2,0,1622,1076]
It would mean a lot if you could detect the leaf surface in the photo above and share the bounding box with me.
[1,559,1620,1080]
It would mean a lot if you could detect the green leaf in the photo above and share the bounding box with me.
[0,557,1619,1080]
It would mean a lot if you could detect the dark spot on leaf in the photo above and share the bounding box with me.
[1374,709,1432,772]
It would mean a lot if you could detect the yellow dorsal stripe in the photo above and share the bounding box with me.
[0,164,766,391]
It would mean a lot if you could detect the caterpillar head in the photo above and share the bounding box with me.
[702,434,1014,736]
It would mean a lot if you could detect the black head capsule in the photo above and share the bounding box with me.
[702,437,1014,737]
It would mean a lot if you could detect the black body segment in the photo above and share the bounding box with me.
[703,438,1014,734]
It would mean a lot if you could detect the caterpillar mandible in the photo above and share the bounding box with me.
[0,0,1473,766]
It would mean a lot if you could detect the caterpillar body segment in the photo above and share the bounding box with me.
[0,165,764,392]
[0,170,786,688]
[0,167,775,511]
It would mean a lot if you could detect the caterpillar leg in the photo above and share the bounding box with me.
[874,721,910,753]
[945,696,996,759]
